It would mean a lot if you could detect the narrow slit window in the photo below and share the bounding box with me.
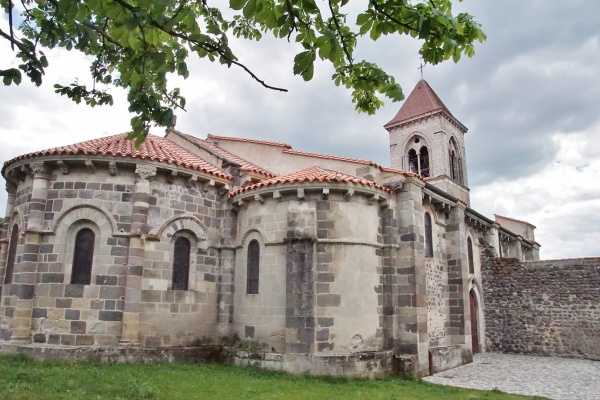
[172,237,191,290]
[4,224,19,284]
[467,237,474,274]
[424,213,433,257]
[247,240,260,294]
[72,228,95,285]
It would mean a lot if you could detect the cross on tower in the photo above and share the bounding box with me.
[418,61,425,79]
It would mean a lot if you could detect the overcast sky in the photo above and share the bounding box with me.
[1,1,599,259]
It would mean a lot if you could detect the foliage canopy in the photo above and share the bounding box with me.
[0,0,485,143]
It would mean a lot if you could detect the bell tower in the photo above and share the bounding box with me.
[385,80,470,205]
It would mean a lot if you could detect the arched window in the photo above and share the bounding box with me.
[172,236,191,290]
[71,228,95,284]
[448,138,463,183]
[449,149,457,180]
[407,145,430,177]
[419,146,430,177]
[247,240,260,294]
[424,213,433,257]
[467,237,474,274]
[408,149,418,173]
[4,224,18,284]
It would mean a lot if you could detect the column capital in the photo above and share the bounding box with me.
[29,161,49,179]
[135,164,157,182]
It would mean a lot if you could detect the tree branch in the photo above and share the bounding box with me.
[328,0,353,66]
[111,0,288,92]
[0,27,35,57]
[368,0,418,33]
[8,0,14,50]
[80,21,124,48]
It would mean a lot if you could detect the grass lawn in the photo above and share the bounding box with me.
[0,355,547,400]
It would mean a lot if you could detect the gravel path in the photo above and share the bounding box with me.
[423,353,600,400]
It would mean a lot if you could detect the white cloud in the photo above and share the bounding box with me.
[1,2,599,260]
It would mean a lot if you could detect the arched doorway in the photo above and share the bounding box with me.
[469,289,480,354]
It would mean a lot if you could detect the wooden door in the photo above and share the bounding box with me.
[470,289,480,354]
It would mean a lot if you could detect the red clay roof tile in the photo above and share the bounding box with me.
[231,166,392,196]
[2,133,231,180]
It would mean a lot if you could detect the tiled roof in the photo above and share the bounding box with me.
[2,133,232,179]
[282,149,382,168]
[384,79,461,129]
[206,134,292,149]
[380,166,424,180]
[231,166,393,196]
[182,134,275,177]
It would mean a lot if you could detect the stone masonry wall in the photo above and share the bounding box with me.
[483,257,600,360]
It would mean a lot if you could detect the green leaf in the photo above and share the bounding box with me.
[243,0,257,19]
[230,0,247,11]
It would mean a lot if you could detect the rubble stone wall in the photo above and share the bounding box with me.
[483,257,600,360]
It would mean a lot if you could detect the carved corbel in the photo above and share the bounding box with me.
[368,194,380,205]
[203,179,216,192]
[297,188,305,200]
[187,175,198,188]
[57,160,69,175]
[345,189,354,201]
[322,188,330,199]
[168,170,177,184]
[108,161,118,176]
[254,194,265,204]
[85,160,96,174]
[273,190,282,201]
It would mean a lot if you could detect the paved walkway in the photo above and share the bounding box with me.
[423,353,600,400]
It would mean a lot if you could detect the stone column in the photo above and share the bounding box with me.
[11,162,49,343]
[120,164,156,346]
[284,207,317,356]
[485,223,500,257]
[380,206,398,350]
[515,237,524,261]
[284,236,315,354]
[0,182,17,285]
[445,203,470,349]
[393,178,429,377]
[216,248,235,338]
[216,206,237,339]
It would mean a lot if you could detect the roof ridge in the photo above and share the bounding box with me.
[182,133,275,177]
[282,148,382,168]
[206,134,292,149]
[495,214,536,229]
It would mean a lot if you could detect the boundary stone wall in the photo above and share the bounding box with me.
[482,257,600,360]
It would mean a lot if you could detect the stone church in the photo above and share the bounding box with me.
[0,80,542,377]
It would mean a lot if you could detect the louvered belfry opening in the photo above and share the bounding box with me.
[4,224,19,284]
[247,240,260,294]
[72,228,95,285]
[172,236,191,290]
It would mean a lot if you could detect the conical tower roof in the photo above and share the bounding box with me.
[384,80,465,131]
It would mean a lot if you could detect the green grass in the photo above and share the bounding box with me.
[0,355,547,400]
